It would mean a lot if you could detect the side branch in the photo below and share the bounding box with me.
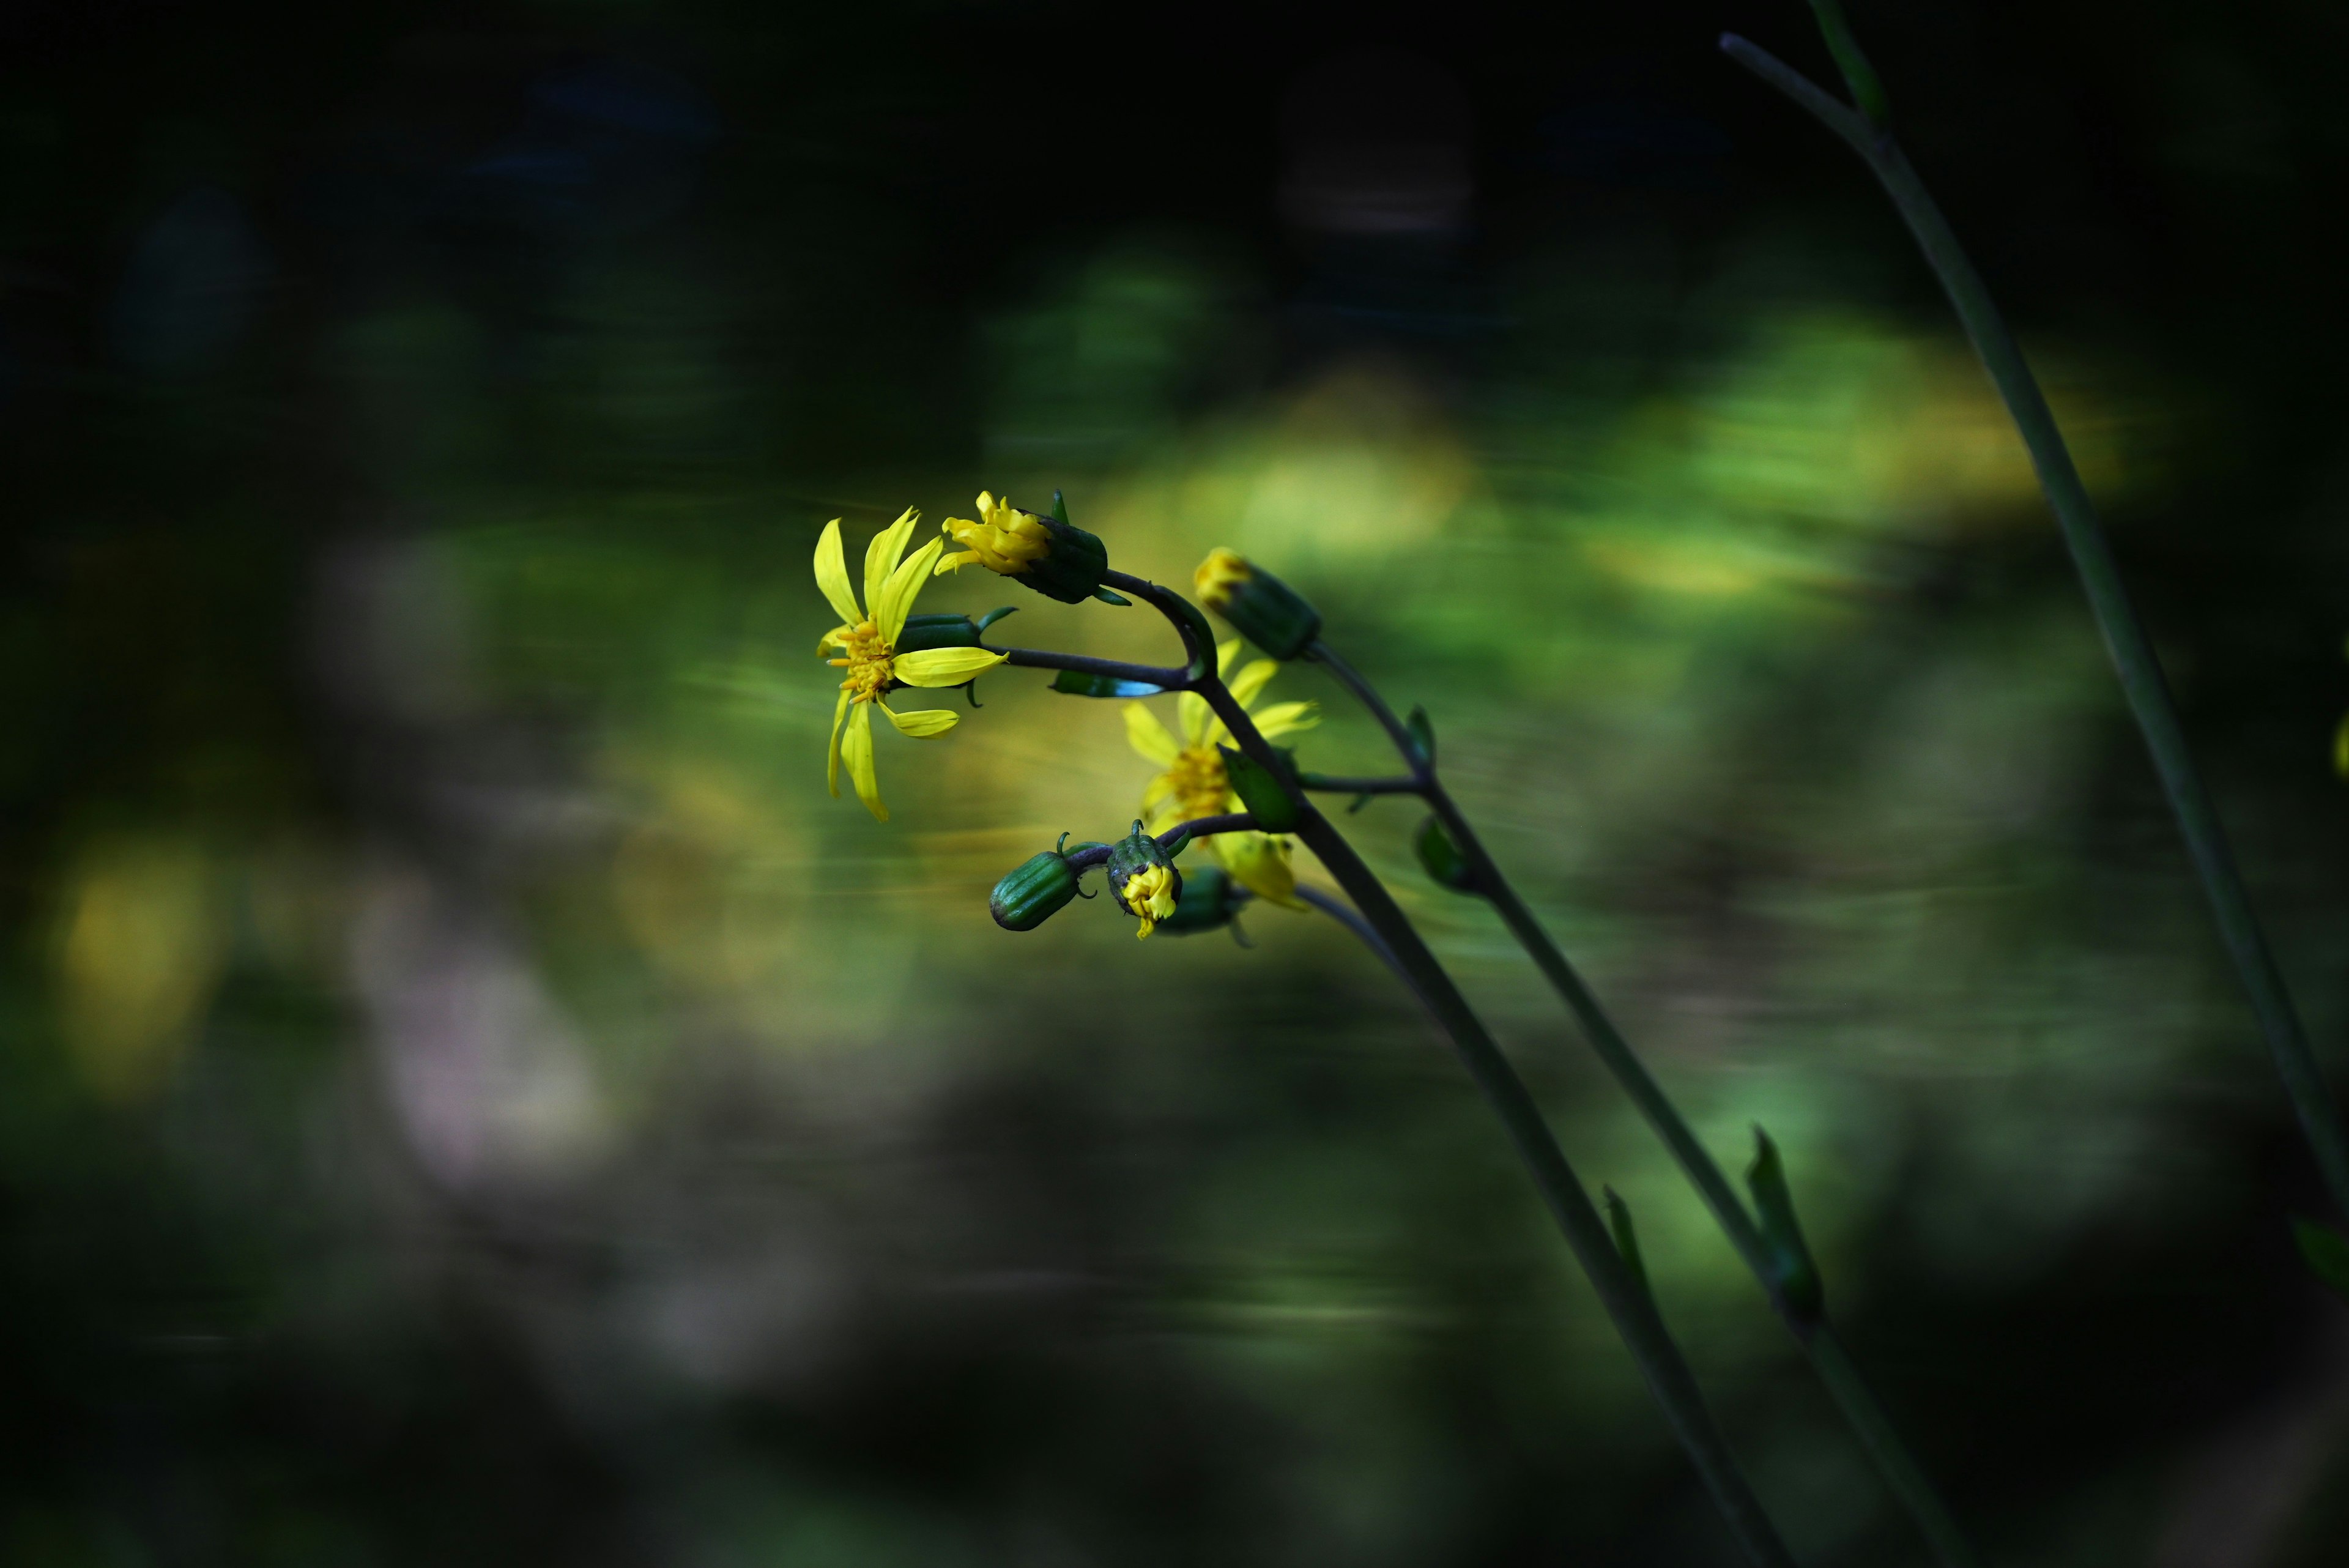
[989,645,1189,690]
[1062,812,1260,874]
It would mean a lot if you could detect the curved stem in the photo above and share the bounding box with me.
[1197,676,1798,1568]
[1311,639,1972,1568]
[1094,581,1795,1562]
[1062,812,1258,874]
[1721,32,2349,1223]
[1294,885,1432,1025]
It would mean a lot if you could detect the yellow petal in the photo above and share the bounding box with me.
[863,507,919,616]
[844,703,885,822]
[894,646,1007,687]
[1227,658,1278,709]
[1141,770,1176,814]
[814,519,863,626]
[1217,831,1306,910]
[1216,639,1242,678]
[1124,701,1179,767]
[1250,700,1319,740]
[881,704,959,738]
[817,623,854,656]
[1179,690,1212,749]
[876,537,946,642]
[826,687,850,798]
[933,549,981,576]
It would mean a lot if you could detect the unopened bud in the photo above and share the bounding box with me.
[1193,548,1321,660]
[991,839,1083,931]
[938,492,1110,606]
[1106,820,1184,939]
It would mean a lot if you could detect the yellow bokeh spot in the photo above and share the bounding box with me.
[57,839,227,1101]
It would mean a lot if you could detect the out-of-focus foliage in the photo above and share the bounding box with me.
[4,2,2349,1564]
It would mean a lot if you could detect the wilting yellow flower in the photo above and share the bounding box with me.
[1119,864,1180,939]
[1124,640,1317,907]
[816,509,1006,822]
[937,492,1053,577]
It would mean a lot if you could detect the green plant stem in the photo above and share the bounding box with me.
[1079,575,1798,1567]
[1719,31,2349,1223]
[1307,640,1975,1568]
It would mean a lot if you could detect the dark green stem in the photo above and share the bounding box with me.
[1308,641,1973,1568]
[1085,577,1796,1564]
[1720,29,2349,1224]
[1197,674,1798,1568]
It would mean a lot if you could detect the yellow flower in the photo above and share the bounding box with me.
[1123,640,1318,908]
[816,508,1006,822]
[1119,864,1180,939]
[936,491,1053,577]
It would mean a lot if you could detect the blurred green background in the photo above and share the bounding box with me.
[6,1,2349,1562]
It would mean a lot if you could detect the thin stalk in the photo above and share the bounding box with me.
[1308,640,1975,1568]
[1083,575,1798,1568]
[1719,30,2349,1221]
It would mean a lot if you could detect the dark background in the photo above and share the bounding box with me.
[4,1,2348,1563]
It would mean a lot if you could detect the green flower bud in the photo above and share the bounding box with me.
[1193,548,1321,660]
[1105,820,1184,939]
[991,840,1083,931]
[1413,815,1479,894]
[938,493,1111,606]
[1153,863,1252,936]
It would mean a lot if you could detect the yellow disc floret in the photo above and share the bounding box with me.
[1120,864,1180,939]
[937,491,1052,577]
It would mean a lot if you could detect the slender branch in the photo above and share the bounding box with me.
[1723,30,2349,1221]
[990,644,1189,690]
[1194,674,1798,1568]
[1062,812,1258,874]
[1294,885,1434,1026]
[1296,773,1423,797]
[1095,579,1795,1564]
[1312,637,1973,1568]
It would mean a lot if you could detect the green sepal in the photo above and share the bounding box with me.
[974,606,1020,633]
[1405,706,1436,768]
[1603,1187,1650,1296]
[1092,587,1134,607]
[1019,513,1112,604]
[1348,793,1372,814]
[1413,815,1479,894]
[1160,825,1192,860]
[990,849,1082,932]
[894,612,984,654]
[1746,1128,1825,1323]
[2293,1217,2349,1303]
[1218,745,1300,832]
[1050,669,1167,699]
[1052,489,1070,524]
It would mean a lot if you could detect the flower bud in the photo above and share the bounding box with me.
[991,844,1082,931]
[1153,863,1250,936]
[1413,815,1479,894]
[1194,548,1321,660]
[1105,820,1184,939]
[938,492,1110,605]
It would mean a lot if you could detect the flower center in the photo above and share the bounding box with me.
[836,620,894,702]
[1168,746,1229,822]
